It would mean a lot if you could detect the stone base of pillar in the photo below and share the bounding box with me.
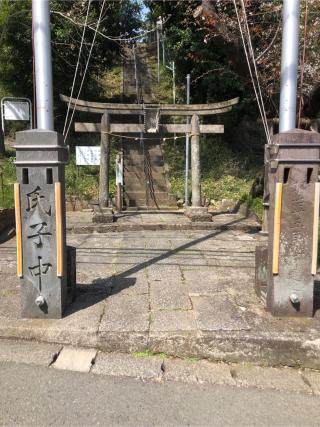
[66,246,77,305]
[255,245,268,307]
[185,206,212,222]
[92,207,115,223]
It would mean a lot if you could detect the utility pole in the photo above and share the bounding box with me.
[279,0,300,132]
[162,31,165,66]
[185,74,191,206]
[32,0,54,130]
[165,61,176,104]
[156,19,162,83]
[172,61,176,104]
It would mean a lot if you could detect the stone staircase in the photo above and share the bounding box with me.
[121,44,176,209]
[123,138,176,209]
[122,45,155,104]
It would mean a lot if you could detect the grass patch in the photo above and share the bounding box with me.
[163,137,262,206]
[0,150,16,209]
[133,350,167,359]
[185,356,200,363]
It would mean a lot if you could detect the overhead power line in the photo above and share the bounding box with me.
[63,0,107,141]
[232,0,271,144]
[62,0,91,137]
[52,10,158,44]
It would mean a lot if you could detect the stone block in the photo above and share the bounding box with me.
[92,352,163,380]
[185,207,212,222]
[192,295,250,331]
[233,365,311,394]
[303,370,320,395]
[163,358,235,385]
[0,339,62,366]
[150,310,196,332]
[99,294,149,332]
[53,346,97,372]
[255,245,267,305]
[92,207,114,223]
[150,280,192,310]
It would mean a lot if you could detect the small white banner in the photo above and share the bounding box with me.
[76,146,101,166]
[116,156,123,185]
[3,101,30,121]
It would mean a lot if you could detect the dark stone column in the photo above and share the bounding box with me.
[257,129,320,317]
[14,130,73,318]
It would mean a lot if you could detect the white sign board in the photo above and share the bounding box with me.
[116,157,123,185]
[76,146,101,166]
[3,101,30,121]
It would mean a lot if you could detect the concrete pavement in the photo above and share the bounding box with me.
[1,338,320,395]
[1,214,320,368]
[1,350,320,426]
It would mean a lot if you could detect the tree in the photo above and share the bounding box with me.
[145,0,320,120]
[0,0,142,121]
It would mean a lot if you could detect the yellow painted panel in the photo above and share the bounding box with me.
[311,182,320,275]
[272,183,283,275]
[14,183,23,277]
[55,182,63,277]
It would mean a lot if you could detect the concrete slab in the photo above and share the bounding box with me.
[92,352,163,380]
[147,265,181,281]
[303,371,320,395]
[111,273,149,296]
[0,339,61,366]
[163,358,235,385]
[192,295,250,331]
[150,310,196,332]
[233,365,311,394]
[150,280,192,310]
[53,346,97,372]
[99,294,149,332]
[182,269,227,295]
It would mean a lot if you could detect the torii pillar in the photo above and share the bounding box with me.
[185,114,212,222]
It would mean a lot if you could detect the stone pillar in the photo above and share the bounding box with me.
[14,130,73,318]
[99,112,110,207]
[94,112,114,223]
[191,114,201,207]
[185,115,211,222]
[256,129,320,317]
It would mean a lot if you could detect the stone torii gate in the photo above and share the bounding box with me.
[61,94,238,221]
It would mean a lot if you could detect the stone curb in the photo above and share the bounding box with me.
[66,221,261,234]
[1,322,320,370]
[1,339,320,395]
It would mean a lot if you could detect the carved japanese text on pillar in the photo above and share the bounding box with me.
[25,185,53,294]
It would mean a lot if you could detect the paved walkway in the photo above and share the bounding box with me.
[1,222,320,368]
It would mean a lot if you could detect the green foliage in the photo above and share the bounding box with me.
[241,194,263,221]
[133,350,167,359]
[65,155,99,201]
[163,136,261,205]
[145,0,245,105]
[0,0,142,123]
[0,151,16,209]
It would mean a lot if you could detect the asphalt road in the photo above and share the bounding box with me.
[0,362,319,426]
